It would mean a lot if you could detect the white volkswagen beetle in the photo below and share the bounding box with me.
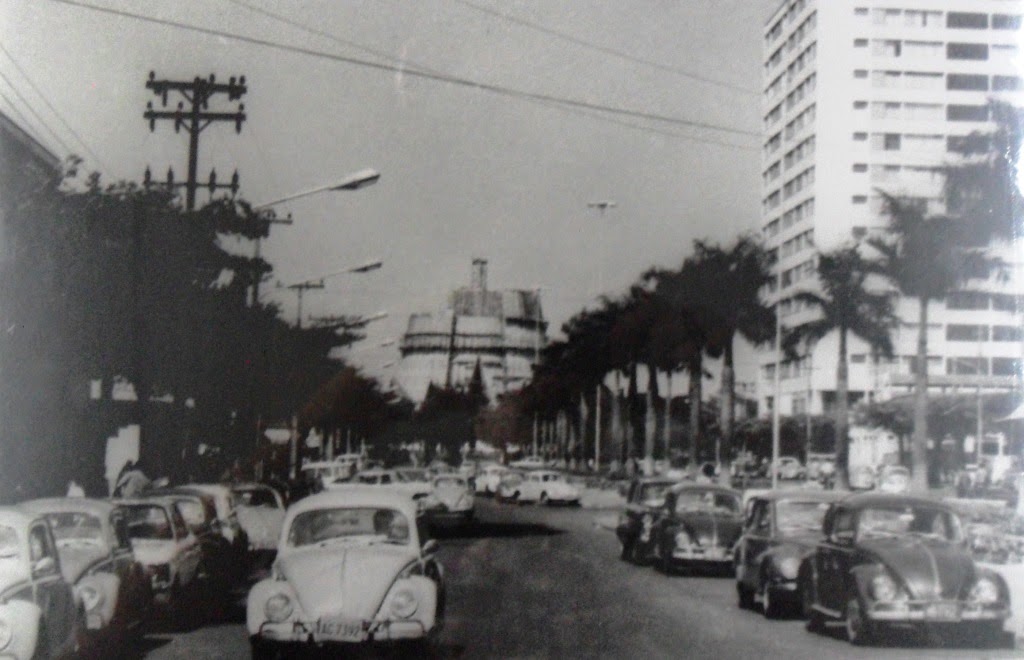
[247,488,445,657]
[475,464,509,495]
[516,470,581,505]
[232,483,286,557]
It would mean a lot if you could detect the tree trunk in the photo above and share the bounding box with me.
[627,362,638,459]
[835,327,850,490]
[644,364,657,475]
[664,372,673,467]
[719,336,736,478]
[611,372,623,465]
[911,296,930,492]
[688,354,702,467]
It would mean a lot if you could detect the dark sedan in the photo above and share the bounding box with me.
[734,489,845,618]
[615,477,680,564]
[798,493,1012,647]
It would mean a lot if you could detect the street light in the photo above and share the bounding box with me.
[281,263,384,328]
[253,168,380,208]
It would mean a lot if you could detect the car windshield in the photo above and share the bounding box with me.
[542,474,564,483]
[638,483,673,506]
[775,500,831,534]
[397,470,429,483]
[175,500,208,528]
[858,506,963,542]
[124,505,173,540]
[0,525,19,559]
[435,476,466,488]
[675,490,740,515]
[46,512,104,546]
[235,488,279,508]
[288,507,410,547]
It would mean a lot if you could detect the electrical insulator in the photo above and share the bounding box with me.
[230,170,240,194]
[174,102,184,133]
[143,166,151,187]
[167,167,174,187]
[208,168,217,193]
[235,104,245,133]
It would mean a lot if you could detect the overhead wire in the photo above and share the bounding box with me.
[47,0,760,140]
[0,67,74,156]
[449,0,758,96]
[0,88,49,148]
[226,0,755,151]
[0,43,112,176]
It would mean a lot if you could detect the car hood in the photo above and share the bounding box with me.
[237,506,284,550]
[433,485,471,509]
[0,560,30,593]
[56,543,108,583]
[677,512,743,548]
[859,536,976,600]
[278,543,416,620]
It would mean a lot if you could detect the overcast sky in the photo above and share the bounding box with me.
[1,0,779,382]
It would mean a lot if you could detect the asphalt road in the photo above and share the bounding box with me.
[129,498,1022,659]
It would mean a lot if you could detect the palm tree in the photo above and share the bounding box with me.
[783,247,895,490]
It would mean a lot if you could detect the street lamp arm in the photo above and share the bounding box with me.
[252,168,380,209]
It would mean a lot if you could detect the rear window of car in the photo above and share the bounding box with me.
[45,512,104,546]
[288,507,410,547]
[124,505,173,540]
[235,488,279,508]
[0,525,18,559]
[775,500,831,535]
[858,506,962,542]
[675,490,740,515]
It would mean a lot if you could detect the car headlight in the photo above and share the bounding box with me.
[674,532,691,549]
[777,556,800,580]
[265,593,294,623]
[0,619,11,651]
[80,585,104,611]
[390,588,419,619]
[870,573,901,602]
[969,577,1000,604]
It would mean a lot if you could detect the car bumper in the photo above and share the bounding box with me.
[255,618,428,643]
[670,546,732,563]
[866,600,1010,623]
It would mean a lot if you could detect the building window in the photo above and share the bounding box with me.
[992,325,1024,342]
[993,14,1022,30]
[874,40,901,57]
[947,357,988,376]
[947,73,989,91]
[884,133,901,150]
[850,354,867,364]
[854,69,868,79]
[904,72,943,90]
[946,324,989,342]
[993,75,1023,91]
[853,132,867,141]
[852,195,868,204]
[992,294,1019,312]
[872,102,901,119]
[992,358,1022,377]
[948,134,990,154]
[904,104,942,121]
[946,12,988,29]
[854,38,868,48]
[852,163,867,173]
[947,43,989,60]
[905,10,941,28]
[947,291,989,310]
[904,41,942,58]
[947,104,990,122]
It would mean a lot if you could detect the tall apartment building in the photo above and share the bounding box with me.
[758,0,1024,416]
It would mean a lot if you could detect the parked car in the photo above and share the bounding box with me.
[232,483,286,560]
[775,457,807,481]
[496,470,527,503]
[615,476,680,564]
[799,493,1012,646]
[876,465,911,494]
[515,470,580,505]
[22,498,152,647]
[246,488,445,657]
[426,474,475,527]
[849,465,876,490]
[474,464,509,495]
[733,490,845,618]
[636,484,744,574]
[332,469,434,501]
[509,456,548,470]
[117,496,203,615]
[394,467,432,487]
[0,506,83,659]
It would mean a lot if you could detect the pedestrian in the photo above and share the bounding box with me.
[66,480,84,497]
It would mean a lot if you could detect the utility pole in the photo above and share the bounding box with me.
[251,213,293,306]
[143,72,247,211]
[286,281,325,328]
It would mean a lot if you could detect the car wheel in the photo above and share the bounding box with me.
[737,581,755,610]
[761,582,785,619]
[845,596,875,646]
[619,539,633,562]
[801,578,824,633]
[627,539,646,566]
[965,621,1007,649]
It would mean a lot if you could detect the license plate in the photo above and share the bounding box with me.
[926,603,959,621]
[314,618,365,642]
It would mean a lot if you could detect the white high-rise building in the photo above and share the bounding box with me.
[758,0,1024,416]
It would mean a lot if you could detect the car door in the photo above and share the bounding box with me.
[171,505,201,586]
[739,498,771,588]
[28,521,75,651]
[816,505,856,614]
[110,509,143,618]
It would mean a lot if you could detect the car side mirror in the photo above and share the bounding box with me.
[32,556,56,577]
[422,539,439,556]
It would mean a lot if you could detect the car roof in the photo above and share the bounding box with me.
[357,469,391,477]
[636,476,680,486]
[180,483,231,497]
[668,483,741,497]
[0,506,39,529]
[150,487,214,500]
[284,487,419,524]
[839,492,951,510]
[748,489,847,504]
[21,497,117,518]
[231,482,276,492]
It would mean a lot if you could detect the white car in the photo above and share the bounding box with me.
[509,456,548,470]
[516,471,580,505]
[247,488,445,657]
[119,497,203,612]
[233,484,286,554]
[426,475,475,526]
[475,464,510,495]
[331,469,433,500]
[774,457,806,480]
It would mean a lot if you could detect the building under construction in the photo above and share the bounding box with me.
[394,259,546,405]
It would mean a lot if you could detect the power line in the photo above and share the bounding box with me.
[0,88,52,150]
[450,0,758,96]
[0,67,74,156]
[48,0,760,139]
[225,0,756,151]
[0,43,112,176]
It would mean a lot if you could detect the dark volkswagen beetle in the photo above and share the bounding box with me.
[636,483,743,574]
[615,477,679,564]
[799,493,1011,646]
[734,489,845,618]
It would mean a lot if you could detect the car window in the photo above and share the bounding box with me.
[775,500,831,535]
[0,525,19,559]
[674,490,740,515]
[124,505,173,540]
[28,524,56,566]
[236,488,279,508]
[175,500,207,528]
[288,507,411,547]
[170,505,190,539]
[110,512,132,550]
[858,506,962,541]
[831,508,855,541]
[45,512,104,548]
[750,500,771,535]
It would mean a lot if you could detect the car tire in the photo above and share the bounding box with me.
[965,621,1006,649]
[737,582,755,610]
[845,596,875,646]
[761,582,785,619]
[801,578,824,634]
[620,539,633,562]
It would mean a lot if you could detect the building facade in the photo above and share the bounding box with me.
[394,259,547,405]
[758,0,1024,416]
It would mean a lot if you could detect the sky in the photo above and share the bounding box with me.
[0,0,780,383]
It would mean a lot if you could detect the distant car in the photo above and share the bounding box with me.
[496,470,527,503]
[876,465,910,494]
[475,464,509,495]
[232,483,286,558]
[733,490,845,618]
[799,493,1011,646]
[0,506,84,659]
[509,456,548,470]
[775,457,806,481]
[515,470,580,505]
[638,484,744,574]
[849,465,876,490]
[335,469,434,500]
[22,498,152,647]
[615,477,680,564]
[118,496,203,614]
[394,467,432,487]
[246,488,445,657]
[427,475,475,526]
